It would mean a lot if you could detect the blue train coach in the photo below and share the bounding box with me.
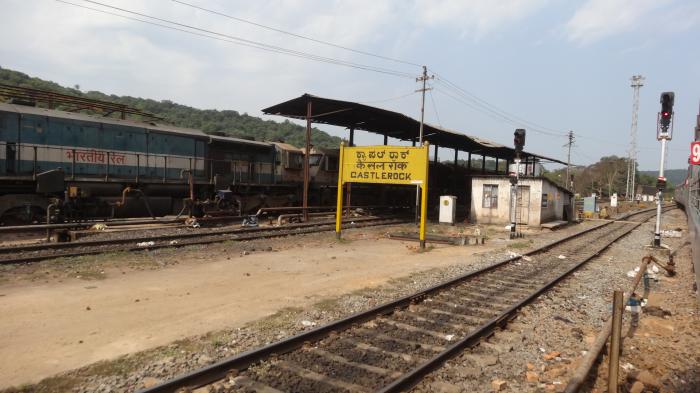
[0,100,279,223]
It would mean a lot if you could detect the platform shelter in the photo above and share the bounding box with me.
[262,94,568,220]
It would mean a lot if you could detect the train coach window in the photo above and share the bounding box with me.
[326,156,339,171]
[286,152,303,169]
[309,154,322,166]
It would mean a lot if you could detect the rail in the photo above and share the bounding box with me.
[0,216,409,264]
[138,207,665,393]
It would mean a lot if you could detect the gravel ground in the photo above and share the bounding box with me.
[413,208,698,393]
[0,218,621,393]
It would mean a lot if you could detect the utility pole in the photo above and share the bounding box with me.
[626,75,644,201]
[415,65,434,224]
[564,130,574,190]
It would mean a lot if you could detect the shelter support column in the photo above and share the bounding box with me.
[467,152,472,173]
[303,99,312,222]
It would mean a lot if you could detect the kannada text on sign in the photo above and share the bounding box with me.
[341,146,428,186]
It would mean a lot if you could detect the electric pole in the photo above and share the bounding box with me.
[564,130,574,190]
[415,65,433,223]
[626,75,644,201]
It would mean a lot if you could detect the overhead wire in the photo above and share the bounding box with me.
[171,0,422,68]
[433,85,564,137]
[56,0,416,79]
[358,90,417,105]
[57,1,682,163]
[428,87,442,127]
[430,71,568,137]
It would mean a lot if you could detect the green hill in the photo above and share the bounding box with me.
[639,169,686,186]
[0,66,342,148]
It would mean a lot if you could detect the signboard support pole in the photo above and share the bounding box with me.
[419,183,427,248]
[419,142,430,249]
[335,143,345,239]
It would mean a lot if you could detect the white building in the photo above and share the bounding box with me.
[470,176,574,226]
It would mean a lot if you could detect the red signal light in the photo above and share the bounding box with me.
[662,112,669,116]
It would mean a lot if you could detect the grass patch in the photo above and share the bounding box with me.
[508,240,532,249]
[2,374,81,393]
[314,297,342,312]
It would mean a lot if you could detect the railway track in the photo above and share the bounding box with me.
[138,206,670,393]
[0,216,407,265]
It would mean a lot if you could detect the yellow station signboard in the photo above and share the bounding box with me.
[340,145,429,185]
[335,143,430,247]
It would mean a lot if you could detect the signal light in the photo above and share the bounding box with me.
[659,92,674,129]
[513,129,526,153]
[656,177,666,191]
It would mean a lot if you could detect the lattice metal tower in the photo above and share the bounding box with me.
[626,75,644,200]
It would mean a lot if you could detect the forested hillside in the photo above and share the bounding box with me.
[639,169,686,186]
[542,155,684,197]
[0,67,342,148]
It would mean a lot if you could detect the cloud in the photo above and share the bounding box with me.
[565,0,674,45]
[413,0,549,39]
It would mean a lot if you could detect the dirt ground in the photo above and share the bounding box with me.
[0,223,503,389]
[589,209,700,393]
[3,209,696,393]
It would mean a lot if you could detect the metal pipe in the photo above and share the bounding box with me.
[32,146,37,180]
[277,211,337,226]
[565,258,651,393]
[115,187,132,207]
[46,203,56,242]
[608,290,623,393]
[254,204,406,217]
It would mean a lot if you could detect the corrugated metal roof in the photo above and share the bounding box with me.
[262,94,568,165]
[271,141,304,152]
[208,134,272,148]
[0,102,207,138]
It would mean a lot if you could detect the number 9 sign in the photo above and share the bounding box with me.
[691,142,700,165]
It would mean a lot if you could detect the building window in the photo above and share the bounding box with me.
[542,193,548,207]
[483,184,498,208]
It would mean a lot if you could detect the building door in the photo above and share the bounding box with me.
[516,185,530,224]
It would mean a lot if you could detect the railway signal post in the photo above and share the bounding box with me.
[510,129,526,239]
[653,92,674,247]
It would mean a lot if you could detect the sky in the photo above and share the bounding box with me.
[1,0,699,170]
